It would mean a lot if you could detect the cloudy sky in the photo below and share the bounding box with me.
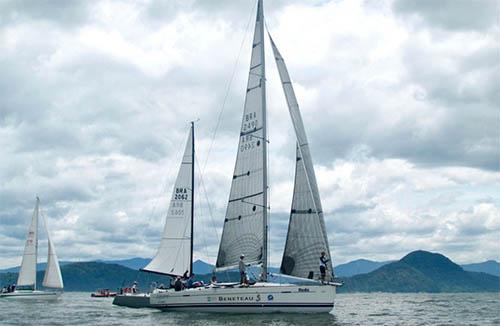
[0,0,499,269]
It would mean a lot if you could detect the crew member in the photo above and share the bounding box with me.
[239,254,249,285]
[319,251,330,283]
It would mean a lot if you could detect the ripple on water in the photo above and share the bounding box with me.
[0,292,499,326]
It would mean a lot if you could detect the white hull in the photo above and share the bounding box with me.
[0,290,62,300]
[150,283,336,313]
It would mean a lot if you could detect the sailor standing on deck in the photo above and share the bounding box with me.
[319,251,330,283]
[239,254,249,285]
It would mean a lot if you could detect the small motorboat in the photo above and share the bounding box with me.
[91,289,117,298]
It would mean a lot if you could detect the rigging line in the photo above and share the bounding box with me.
[195,154,231,281]
[201,0,258,174]
[195,181,211,267]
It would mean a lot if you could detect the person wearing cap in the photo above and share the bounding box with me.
[239,254,249,285]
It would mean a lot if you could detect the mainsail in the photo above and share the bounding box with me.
[17,197,39,288]
[142,125,194,277]
[269,34,333,279]
[216,0,268,273]
[42,237,64,289]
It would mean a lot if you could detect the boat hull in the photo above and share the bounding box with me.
[150,283,335,313]
[112,293,151,308]
[0,290,62,300]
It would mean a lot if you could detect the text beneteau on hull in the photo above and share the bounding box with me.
[147,0,340,313]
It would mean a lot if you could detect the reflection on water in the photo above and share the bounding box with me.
[0,292,498,326]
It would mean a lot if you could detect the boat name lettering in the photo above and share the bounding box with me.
[218,295,256,302]
[298,288,310,292]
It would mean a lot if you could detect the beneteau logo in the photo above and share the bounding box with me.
[218,294,261,302]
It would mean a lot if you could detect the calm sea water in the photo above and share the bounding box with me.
[0,292,498,325]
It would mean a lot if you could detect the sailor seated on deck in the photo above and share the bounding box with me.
[131,281,138,293]
[174,276,183,292]
[186,274,195,288]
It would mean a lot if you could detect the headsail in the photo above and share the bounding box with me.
[216,0,268,273]
[269,34,333,280]
[142,125,194,277]
[17,197,39,288]
[42,235,64,289]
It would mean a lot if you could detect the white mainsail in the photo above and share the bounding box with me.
[216,0,268,272]
[17,197,39,288]
[42,213,64,289]
[143,126,194,277]
[269,34,333,279]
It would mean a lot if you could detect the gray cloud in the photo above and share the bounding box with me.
[0,0,499,268]
[392,0,499,31]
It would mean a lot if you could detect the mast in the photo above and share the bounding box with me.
[34,196,39,291]
[190,121,195,277]
[258,0,268,282]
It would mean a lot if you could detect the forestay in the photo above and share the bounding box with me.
[17,197,39,288]
[143,127,194,277]
[269,34,333,279]
[216,0,267,271]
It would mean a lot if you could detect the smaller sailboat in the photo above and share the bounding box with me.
[0,197,64,299]
[112,123,195,308]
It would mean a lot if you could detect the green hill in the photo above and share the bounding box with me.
[339,250,500,293]
[2,251,498,293]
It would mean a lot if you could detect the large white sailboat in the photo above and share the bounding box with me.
[0,197,64,299]
[149,0,340,313]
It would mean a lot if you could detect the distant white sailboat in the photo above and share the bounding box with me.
[149,0,340,313]
[0,197,64,299]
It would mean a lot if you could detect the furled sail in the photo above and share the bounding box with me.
[216,0,268,271]
[269,34,333,280]
[142,126,194,277]
[17,197,39,288]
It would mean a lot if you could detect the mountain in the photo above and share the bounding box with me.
[0,258,210,274]
[99,258,151,270]
[339,250,500,293]
[0,261,72,273]
[193,260,214,275]
[0,262,170,292]
[461,260,500,277]
[2,251,498,293]
[334,259,392,277]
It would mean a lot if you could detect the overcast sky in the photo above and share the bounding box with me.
[0,0,499,269]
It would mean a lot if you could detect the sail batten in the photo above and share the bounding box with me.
[269,34,333,280]
[216,0,267,273]
[143,126,194,277]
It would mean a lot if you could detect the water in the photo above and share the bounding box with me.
[0,292,498,325]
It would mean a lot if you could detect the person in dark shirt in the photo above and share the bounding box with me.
[319,251,330,283]
[174,276,183,292]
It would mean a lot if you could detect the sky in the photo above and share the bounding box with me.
[0,0,499,269]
